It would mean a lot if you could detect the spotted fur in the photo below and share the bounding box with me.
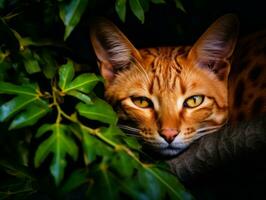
[90,15,266,157]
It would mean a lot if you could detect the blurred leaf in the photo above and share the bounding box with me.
[150,0,165,3]
[0,18,20,51]
[87,164,119,200]
[0,95,39,122]
[115,0,127,22]
[146,166,192,200]
[173,0,185,12]
[59,169,88,194]
[21,48,41,74]
[140,0,150,11]
[0,61,11,81]
[0,0,5,9]
[0,160,36,200]
[129,0,145,23]
[111,151,136,177]
[0,81,37,96]
[68,90,93,104]
[138,167,164,200]
[58,60,75,91]
[40,49,57,79]
[82,127,112,165]
[59,0,88,40]
[76,98,117,125]
[101,125,122,140]
[64,73,101,93]
[9,104,51,130]
[34,123,78,185]
[123,136,141,150]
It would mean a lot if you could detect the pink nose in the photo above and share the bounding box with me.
[159,128,179,144]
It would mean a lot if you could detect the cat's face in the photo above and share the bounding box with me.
[90,14,239,156]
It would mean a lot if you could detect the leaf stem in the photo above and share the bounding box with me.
[51,85,146,168]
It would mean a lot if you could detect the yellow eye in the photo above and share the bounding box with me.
[131,96,152,108]
[184,95,204,108]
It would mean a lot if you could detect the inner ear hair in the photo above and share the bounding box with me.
[90,18,141,84]
[189,14,239,80]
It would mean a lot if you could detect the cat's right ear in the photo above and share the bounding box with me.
[90,19,141,85]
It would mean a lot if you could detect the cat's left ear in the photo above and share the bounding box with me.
[188,14,239,80]
[90,18,142,85]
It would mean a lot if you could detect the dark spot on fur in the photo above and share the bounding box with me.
[232,59,249,75]
[234,80,245,108]
[237,111,245,121]
[251,97,264,116]
[261,83,266,89]
[248,65,263,82]
[248,94,254,99]
[262,45,266,55]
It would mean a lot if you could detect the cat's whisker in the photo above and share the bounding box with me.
[196,125,224,133]
[122,132,140,136]
[194,129,219,140]
[118,124,140,133]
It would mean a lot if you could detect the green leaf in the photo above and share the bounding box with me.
[34,124,78,185]
[0,95,39,122]
[21,48,41,74]
[138,167,164,200]
[59,0,88,40]
[111,151,136,177]
[87,164,119,200]
[129,0,145,23]
[40,49,57,79]
[100,167,119,200]
[59,169,88,194]
[115,0,127,22]
[68,90,93,104]
[82,128,112,164]
[64,73,101,93]
[76,98,117,125]
[140,0,150,11]
[9,105,51,130]
[150,0,165,3]
[0,81,37,96]
[123,136,141,150]
[0,0,5,9]
[0,61,10,81]
[58,60,75,91]
[101,125,122,139]
[146,166,192,200]
[0,160,36,200]
[173,0,185,12]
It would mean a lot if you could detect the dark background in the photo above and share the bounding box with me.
[68,0,266,67]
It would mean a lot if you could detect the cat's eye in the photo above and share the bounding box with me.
[183,95,204,108]
[131,96,153,108]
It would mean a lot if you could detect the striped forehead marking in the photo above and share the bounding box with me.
[143,47,187,93]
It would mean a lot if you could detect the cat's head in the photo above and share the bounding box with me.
[90,14,239,157]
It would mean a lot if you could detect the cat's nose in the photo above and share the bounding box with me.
[159,128,179,144]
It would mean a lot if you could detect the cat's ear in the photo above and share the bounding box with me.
[188,14,239,80]
[90,19,141,84]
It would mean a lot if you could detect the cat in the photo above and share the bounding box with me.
[90,14,266,157]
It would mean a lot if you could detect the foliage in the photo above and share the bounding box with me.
[0,0,192,199]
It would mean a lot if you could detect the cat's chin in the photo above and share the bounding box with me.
[157,146,188,158]
[143,145,189,159]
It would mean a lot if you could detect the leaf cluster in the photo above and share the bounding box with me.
[0,0,192,199]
